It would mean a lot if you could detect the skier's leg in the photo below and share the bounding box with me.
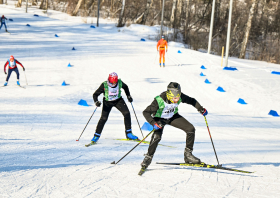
[115,98,131,131]
[141,129,164,168]
[14,68,20,85]
[169,113,200,163]
[147,129,163,156]
[94,100,113,137]
[159,50,163,66]
[5,68,13,82]
[15,67,20,80]
[162,50,166,66]
[4,23,7,31]
[114,98,138,139]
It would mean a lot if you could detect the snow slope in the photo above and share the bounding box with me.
[1,4,280,198]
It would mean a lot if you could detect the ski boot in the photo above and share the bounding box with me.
[159,63,161,67]
[141,153,153,168]
[184,148,201,164]
[17,81,20,86]
[163,63,165,67]
[126,130,139,140]
[139,154,153,175]
[85,135,100,147]
[4,82,8,86]
[91,136,99,143]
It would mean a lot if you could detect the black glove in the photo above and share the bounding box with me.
[198,107,208,116]
[95,101,101,107]
[127,96,133,103]
[23,67,25,71]
[5,71,7,75]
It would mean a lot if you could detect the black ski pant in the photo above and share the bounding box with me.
[147,113,195,156]
[95,97,131,136]
[6,67,20,82]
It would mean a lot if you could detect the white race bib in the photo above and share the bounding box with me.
[108,84,119,101]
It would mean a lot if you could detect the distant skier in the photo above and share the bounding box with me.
[140,82,208,169]
[89,72,138,145]
[157,35,168,67]
[4,55,25,86]
[0,15,8,32]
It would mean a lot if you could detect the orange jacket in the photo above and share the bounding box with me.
[157,39,168,50]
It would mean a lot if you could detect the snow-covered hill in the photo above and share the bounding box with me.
[1,4,280,198]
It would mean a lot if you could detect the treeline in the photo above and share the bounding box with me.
[16,0,280,64]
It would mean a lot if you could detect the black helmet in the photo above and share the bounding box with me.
[166,82,181,101]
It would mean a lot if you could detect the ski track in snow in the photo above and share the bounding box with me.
[1,2,280,198]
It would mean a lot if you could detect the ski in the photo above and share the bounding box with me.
[107,138,176,148]
[156,162,254,174]
[85,142,97,147]
[138,166,147,176]
[1,85,26,88]
[18,85,26,89]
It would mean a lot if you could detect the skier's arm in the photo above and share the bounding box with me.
[143,99,159,126]
[4,61,8,74]
[166,41,168,51]
[121,81,131,97]
[181,93,204,111]
[93,83,105,102]
[15,60,24,68]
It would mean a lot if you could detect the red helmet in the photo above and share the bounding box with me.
[10,55,14,61]
[107,72,118,87]
[2,15,4,18]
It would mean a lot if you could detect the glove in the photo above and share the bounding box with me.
[166,50,168,52]
[95,101,101,107]
[4,71,7,75]
[23,67,25,71]
[153,121,163,130]
[127,96,133,103]
[199,107,208,116]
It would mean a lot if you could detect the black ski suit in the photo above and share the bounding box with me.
[93,81,132,136]
[143,91,204,156]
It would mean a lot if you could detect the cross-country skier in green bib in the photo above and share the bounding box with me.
[89,72,139,145]
[141,82,208,169]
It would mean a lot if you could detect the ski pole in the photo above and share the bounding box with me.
[111,129,155,165]
[76,107,98,141]
[204,116,220,166]
[24,70,28,86]
[130,102,144,138]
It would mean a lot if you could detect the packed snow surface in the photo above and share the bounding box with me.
[1,4,280,198]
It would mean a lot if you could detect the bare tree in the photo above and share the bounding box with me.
[40,0,45,9]
[110,0,114,12]
[117,0,126,27]
[184,0,190,42]
[140,0,153,25]
[239,0,259,59]
[72,0,83,16]
[17,0,22,7]
[170,0,177,29]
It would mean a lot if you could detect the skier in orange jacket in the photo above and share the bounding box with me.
[157,35,168,67]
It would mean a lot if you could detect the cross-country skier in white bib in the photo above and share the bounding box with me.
[3,55,25,86]
[89,72,139,145]
[141,82,208,169]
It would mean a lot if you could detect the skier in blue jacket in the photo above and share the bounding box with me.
[0,15,8,32]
